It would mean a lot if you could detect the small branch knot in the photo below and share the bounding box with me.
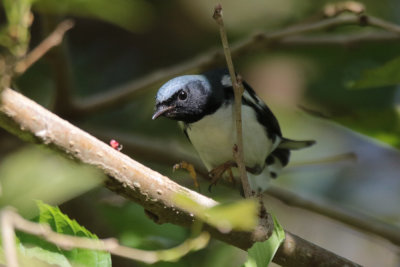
[359,14,369,26]
[236,75,244,94]
[233,144,238,154]
[213,4,223,21]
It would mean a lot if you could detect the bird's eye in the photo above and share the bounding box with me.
[178,91,187,101]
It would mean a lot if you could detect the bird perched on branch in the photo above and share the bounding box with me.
[152,68,315,194]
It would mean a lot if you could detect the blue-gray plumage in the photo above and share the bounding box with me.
[153,69,315,193]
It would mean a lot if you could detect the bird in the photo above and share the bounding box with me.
[152,68,315,194]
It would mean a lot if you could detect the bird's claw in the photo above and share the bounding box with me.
[208,161,237,192]
[173,161,199,189]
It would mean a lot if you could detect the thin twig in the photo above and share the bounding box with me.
[212,2,276,245]
[14,19,74,75]
[0,87,361,266]
[279,32,400,47]
[212,4,252,199]
[1,209,18,267]
[39,15,76,116]
[1,208,210,266]
[367,16,400,34]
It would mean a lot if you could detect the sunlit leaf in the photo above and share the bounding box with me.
[244,214,285,267]
[18,245,71,267]
[33,0,154,32]
[174,194,258,233]
[17,201,112,266]
[243,257,257,267]
[207,201,259,232]
[0,244,57,267]
[349,56,400,89]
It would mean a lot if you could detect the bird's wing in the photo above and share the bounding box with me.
[241,81,282,138]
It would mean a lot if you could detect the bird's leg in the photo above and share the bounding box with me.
[226,167,235,185]
[208,160,237,192]
[173,161,199,189]
[208,162,261,192]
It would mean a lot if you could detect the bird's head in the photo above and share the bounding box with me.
[153,74,223,123]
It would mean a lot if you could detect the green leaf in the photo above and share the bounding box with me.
[18,245,71,267]
[243,257,257,267]
[1,0,33,56]
[349,56,400,89]
[35,201,97,238]
[174,194,258,232]
[99,202,187,250]
[206,200,259,232]
[244,214,285,267]
[17,201,111,267]
[33,0,154,32]
[1,243,58,267]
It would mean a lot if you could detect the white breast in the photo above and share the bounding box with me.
[184,104,275,172]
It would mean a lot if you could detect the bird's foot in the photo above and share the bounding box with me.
[208,161,237,192]
[173,161,199,189]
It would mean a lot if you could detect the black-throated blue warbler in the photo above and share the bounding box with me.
[152,68,315,193]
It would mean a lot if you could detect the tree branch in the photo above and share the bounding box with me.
[0,87,361,266]
[71,13,400,115]
[94,130,400,247]
[97,131,400,247]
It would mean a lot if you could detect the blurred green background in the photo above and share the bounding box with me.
[1,0,400,266]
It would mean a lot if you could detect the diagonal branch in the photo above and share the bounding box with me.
[0,87,361,267]
[72,13,400,115]
[93,131,400,247]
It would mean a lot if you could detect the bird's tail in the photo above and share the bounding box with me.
[277,138,316,150]
[247,138,315,194]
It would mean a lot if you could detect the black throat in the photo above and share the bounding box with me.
[179,86,233,124]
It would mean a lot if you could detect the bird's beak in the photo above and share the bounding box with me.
[152,105,175,120]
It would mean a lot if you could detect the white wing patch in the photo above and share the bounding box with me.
[243,89,264,106]
[220,74,233,87]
